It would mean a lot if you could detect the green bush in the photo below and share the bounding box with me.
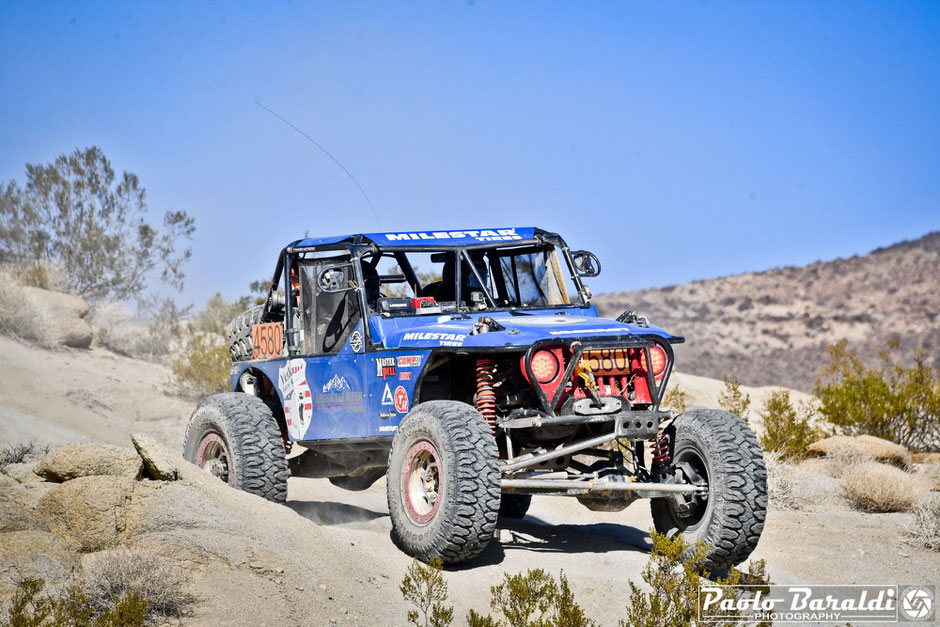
[469,569,596,627]
[815,339,940,451]
[623,532,771,627]
[1,578,147,627]
[759,390,818,461]
[662,384,688,414]
[400,558,454,627]
[718,377,751,422]
[170,293,246,397]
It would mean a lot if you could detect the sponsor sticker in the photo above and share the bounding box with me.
[322,375,350,393]
[376,357,396,379]
[349,329,363,353]
[397,355,422,368]
[394,386,409,413]
[378,425,398,433]
[699,584,935,623]
[381,383,395,406]
[399,371,413,381]
[402,332,466,346]
[384,228,522,243]
[379,411,397,420]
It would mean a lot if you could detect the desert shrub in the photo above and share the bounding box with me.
[0,146,194,303]
[662,384,688,414]
[400,558,454,627]
[0,577,147,627]
[169,293,244,397]
[622,532,771,627]
[815,339,940,451]
[823,439,875,478]
[0,441,52,470]
[0,268,55,348]
[469,569,596,627]
[89,302,150,358]
[91,296,190,360]
[842,462,929,513]
[907,495,940,551]
[759,391,818,461]
[718,377,751,422]
[81,548,190,619]
[763,450,797,510]
[170,324,230,397]
[924,463,940,492]
[8,260,68,292]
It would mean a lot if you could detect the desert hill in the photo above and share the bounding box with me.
[594,231,940,391]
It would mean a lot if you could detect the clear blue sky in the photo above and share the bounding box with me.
[1,1,938,307]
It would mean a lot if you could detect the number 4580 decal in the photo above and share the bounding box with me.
[252,322,283,359]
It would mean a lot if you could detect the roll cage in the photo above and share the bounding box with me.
[260,229,594,355]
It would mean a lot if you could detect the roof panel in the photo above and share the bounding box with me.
[292,227,536,249]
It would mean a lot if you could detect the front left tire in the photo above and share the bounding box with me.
[386,401,500,563]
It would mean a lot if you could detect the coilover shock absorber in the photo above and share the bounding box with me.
[650,432,670,465]
[476,358,497,434]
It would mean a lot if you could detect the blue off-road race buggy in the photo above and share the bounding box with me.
[183,227,767,570]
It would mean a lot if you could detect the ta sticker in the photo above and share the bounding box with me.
[350,329,363,353]
[381,383,394,406]
[394,386,409,413]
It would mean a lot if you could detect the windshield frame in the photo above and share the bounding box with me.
[354,239,589,315]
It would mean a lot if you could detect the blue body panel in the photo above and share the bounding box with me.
[231,306,675,443]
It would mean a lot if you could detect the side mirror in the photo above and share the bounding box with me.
[317,263,355,293]
[571,250,601,277]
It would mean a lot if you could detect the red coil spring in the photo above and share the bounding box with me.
[476,358,497,434]
[650,433,670,464]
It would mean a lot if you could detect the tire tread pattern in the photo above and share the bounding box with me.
[387,401,501,564]
[651,408,768,572]
[182,393,289,503]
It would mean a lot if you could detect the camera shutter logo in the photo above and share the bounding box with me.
[901,586,935,621]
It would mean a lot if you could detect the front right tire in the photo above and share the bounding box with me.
[386,401,500,564]
[650,409,767,572]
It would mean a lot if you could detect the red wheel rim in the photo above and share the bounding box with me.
[197,433,233,485]
[402,440,442,525]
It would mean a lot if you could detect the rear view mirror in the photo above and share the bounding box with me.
[317,263,355,293]
[571,250,601,277]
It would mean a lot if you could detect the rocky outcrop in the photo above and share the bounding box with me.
[22,286,93,348]
[131,433,179,481]
[0,531,81,598]
[37,476,137,552]
[35,443,143,482]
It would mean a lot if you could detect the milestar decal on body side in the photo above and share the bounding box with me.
[402,332,466,346]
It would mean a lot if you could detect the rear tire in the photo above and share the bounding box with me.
[182,393,289,503]
[650,409,767,572]
[499,494,532,519]
[227,305,265,362]
[387,401,500,564]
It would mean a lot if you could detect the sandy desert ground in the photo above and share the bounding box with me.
[2,334,938,625]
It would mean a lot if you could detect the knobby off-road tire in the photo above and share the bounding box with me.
[182,393,289,503]
[650,409,767,572]
[499,494,532,519]
[227,305,265,362]
[387,401,501,564]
